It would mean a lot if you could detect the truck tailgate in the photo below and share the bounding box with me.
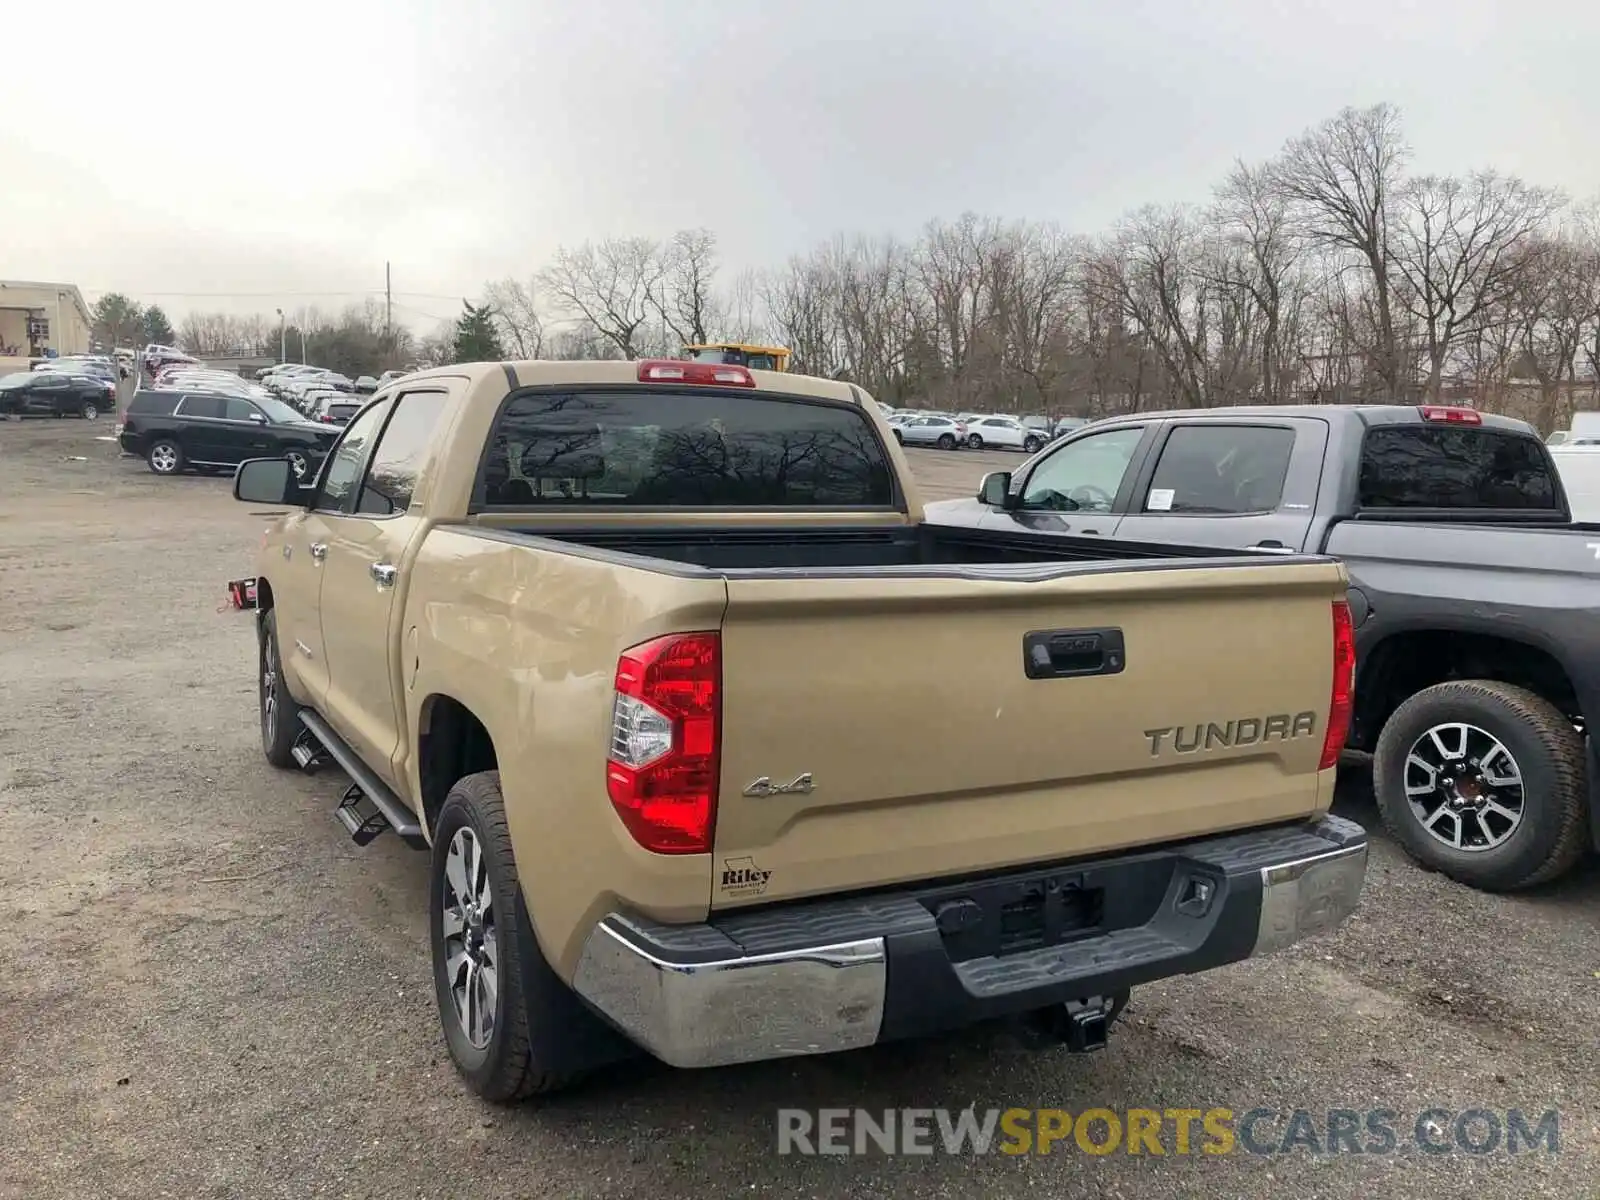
[711,558,1348,908]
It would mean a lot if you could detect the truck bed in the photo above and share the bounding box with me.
[436,519,1349,909]
[492,522,1308,575]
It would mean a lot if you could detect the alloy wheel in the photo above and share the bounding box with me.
[1403,722,1525,851]
[440,828,499,1050]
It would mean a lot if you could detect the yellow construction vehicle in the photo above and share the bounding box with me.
[679,343,791,372]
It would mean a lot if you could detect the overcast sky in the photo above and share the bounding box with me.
[6,0,1596,330]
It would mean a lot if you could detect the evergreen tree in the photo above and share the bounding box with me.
[450,301,506,363]
[91,293,145,351]
[142,305,176,347]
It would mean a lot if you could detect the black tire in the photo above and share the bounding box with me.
[937,433,956,450]
[430,772,582,1102]
[147,439,184,475]
[80,401,99,420]
[968,434,985,449]
[892,429,904,444]
[1372,680,1588,891]
[1023,435,1043,453]
[258,610,301,768]
[285,449,310,480]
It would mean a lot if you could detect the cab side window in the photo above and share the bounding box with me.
[314,399,394,513]
[1020,427,1146,512]
[356,391,448,515]
[1141,425,1296,514]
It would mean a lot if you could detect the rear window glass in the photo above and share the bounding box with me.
[330,404,362,419]
[127,392,180,415]
[476,389,894,508]
[1359,426,1559,510]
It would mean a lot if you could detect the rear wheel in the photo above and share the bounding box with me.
[1373,680,1588,891]
[937,433,956,450]
[147,439,183,475]
[285,449,310,480]
[1023,435,1043,453]
[430,772,583,1101]
[80,401,99,420]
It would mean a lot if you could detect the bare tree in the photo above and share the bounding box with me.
[1391,171,1564,398]
[1092,206,1214,408]
[538,237,665,358]
[1273,103,1409,399]
[651,229,723,347]
[1211,160,1304,402]
[482,278,545,358]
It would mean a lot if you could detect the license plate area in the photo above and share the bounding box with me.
[917,855,1188,962]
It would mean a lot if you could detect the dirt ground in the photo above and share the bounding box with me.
[2,416,1598,1200]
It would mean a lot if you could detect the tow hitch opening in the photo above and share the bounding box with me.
[1021,991,1129,1053]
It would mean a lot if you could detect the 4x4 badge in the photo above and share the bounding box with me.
[742,773,814,798]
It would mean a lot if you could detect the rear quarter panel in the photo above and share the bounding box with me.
[401,528,729,980]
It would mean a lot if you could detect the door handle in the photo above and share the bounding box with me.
[309,542,328,561]
[370,562,398,587]
[1249,541,1297,555]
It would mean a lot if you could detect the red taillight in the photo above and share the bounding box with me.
[1320,600,1356,771]
[605,632,721,854]
[637,360,756,388]
[1418,405,1481,424]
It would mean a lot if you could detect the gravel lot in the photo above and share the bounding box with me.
[2,416,1597,1200]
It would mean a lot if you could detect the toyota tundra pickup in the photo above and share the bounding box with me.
[231,358,1366,1102]
[927,402,1600,894]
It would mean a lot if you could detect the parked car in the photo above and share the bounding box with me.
[354,375,379,393]
[231,356,1365,1101]
[309,394,366,426]
[0,371,114,419]
[118,389,338,478]
[965,416,1046,452]
[37,357,117,383]
[893,414,968,449]
[926,402,1600,893]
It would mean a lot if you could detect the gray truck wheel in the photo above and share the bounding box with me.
[429,771,581,1102]
[1373,680,1588,891]
[258,611,301,768]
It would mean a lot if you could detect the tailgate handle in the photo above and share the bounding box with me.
[1023,628,1126,680]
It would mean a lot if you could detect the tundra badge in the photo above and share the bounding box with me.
[742,773,815,798]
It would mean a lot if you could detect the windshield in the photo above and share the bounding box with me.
[255,396,306,423]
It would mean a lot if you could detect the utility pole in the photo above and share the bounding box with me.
[385,261,392,357]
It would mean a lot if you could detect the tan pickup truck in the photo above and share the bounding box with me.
[232,357,1368,1102]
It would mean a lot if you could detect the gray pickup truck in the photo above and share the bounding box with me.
[925,403,1597,893]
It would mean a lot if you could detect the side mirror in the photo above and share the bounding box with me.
[234,457,305,505]
[978,470,1014,508]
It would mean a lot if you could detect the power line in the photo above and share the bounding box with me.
[81,289,389,299]
[78,287,474,301]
